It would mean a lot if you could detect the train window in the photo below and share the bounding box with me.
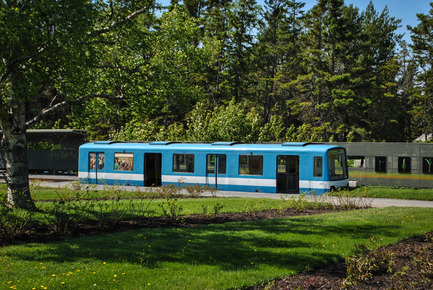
[173,154,194,173]
[277,156,298,174]
[423,157,433,174]
[89,152,105,170]
[398,157,411,173]
[206,154,227,174]
[375,156,387,172]
[239,155,263,175]
[314,157,322,177]
[328,149,348,181]
[348,156,364,168]
[114,153,134,171]
[89,153,96,170]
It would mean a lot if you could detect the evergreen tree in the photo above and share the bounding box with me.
[202,0,234,105]
[409,2,433,139]
[254,0,305,125]
[227,0,261,101]
[292,0,363,141]
[359,2,403,141]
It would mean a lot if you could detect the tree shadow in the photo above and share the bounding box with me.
[5,211,405,274]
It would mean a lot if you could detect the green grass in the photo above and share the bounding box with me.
[29,197,286,224]
[332,186,433,201]
[2,207,433,289]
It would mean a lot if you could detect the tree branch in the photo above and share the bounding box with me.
[25,93,122,128]
[90,7,148,36]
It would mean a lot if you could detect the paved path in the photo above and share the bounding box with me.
[32,176,433,208]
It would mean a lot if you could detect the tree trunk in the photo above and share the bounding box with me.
[0,67,36,210]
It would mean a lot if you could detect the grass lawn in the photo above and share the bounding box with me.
[2,207,433,289]
[330,186,433,201]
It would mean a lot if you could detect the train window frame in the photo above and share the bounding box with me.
[239,155,263,175]
[114,153,134,171]
[173,154,195,173]
[314,157,322,177]
[398,157,411,173]
[423,157,433,174]
[328,149,348,181]
[89,152,105,170]
[375,156,387,173]
[206,154,227,174]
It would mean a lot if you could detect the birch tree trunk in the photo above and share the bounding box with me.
[0,68,36,210]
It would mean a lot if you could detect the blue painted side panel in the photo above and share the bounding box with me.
[78,142,349,194]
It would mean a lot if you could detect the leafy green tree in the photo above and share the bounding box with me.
[186,100,261,141]
[0,0,151,208]
[68,5,220,138]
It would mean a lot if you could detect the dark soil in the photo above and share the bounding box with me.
[2,207,432,289]
[250,232,433,290]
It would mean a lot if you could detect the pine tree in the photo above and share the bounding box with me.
[408,2,433,139]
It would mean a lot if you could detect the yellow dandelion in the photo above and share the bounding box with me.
[114,275,117,278]
[52,274,56,277]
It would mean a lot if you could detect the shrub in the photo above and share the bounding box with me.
[0,195,33,242]
[343,236,396,288]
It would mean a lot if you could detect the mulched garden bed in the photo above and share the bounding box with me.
[250,232,433,289]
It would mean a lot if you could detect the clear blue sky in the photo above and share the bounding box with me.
[158,0,432,42]
[302,0,432,42]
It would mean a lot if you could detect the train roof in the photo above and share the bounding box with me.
[80,141,344,153]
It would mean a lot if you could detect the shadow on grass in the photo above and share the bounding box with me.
[4,210,407,274]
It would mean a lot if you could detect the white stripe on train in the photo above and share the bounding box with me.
[78,171,347,190]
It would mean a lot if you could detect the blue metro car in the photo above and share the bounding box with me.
[78,141,349,194]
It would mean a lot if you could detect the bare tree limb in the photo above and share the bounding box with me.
[90,7,148,36]
[25,93,122,128]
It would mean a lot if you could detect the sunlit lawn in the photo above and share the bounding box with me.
[332,186,433,201]
[2,207,433,289]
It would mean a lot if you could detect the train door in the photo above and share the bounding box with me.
[276,155,299,193]
[206,154,226,189]
[144,153,162,186]
[88,152,105,184]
